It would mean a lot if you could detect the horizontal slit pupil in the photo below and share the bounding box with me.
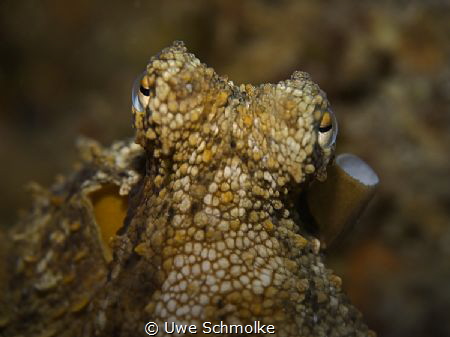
[319,125,332,133]
[140,86,150,96]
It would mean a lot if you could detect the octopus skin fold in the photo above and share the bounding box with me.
[307,153,380,248]
[0,41,375,337]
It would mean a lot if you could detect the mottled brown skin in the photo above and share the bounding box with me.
[1,42,373,336]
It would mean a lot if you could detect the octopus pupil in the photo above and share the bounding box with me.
[140,86,150,96]
[319,124,332,133]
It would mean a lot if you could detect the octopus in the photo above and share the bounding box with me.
[0,41,374,336]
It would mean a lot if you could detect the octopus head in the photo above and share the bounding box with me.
[131,42,337,189]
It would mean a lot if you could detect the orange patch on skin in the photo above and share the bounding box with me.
[320,111,331,128]
[89,184,128,259]
[141,75,150,89]
[243,114,253,127]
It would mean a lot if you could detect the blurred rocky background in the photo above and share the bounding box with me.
[1,0,449,336]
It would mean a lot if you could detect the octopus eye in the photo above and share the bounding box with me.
[132,71,150,113]
[318,109,338,148]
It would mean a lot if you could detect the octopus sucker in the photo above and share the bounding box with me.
[1,41,375,337]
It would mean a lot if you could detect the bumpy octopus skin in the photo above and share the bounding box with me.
[1,42,373,336]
